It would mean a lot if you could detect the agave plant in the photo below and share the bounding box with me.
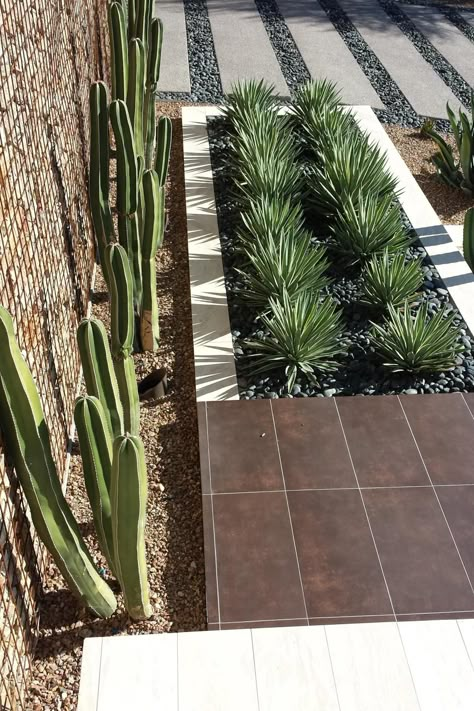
[302,105,356,158]
[424,96,474,195]
[330,194,410,263]
[238,232,330,309]
[239,196,306,244]
[245,291,345,391]
[308,132,399,218]
[361,251,423,309]
[223,78,277,133]
[291,79,341,127]
[237,148,302,203]
[371,302,464,372]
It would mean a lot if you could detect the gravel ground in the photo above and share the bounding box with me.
[26,102,206,711]
[399,0,474,7]
[208,117,474,400]
[385,124,474,224]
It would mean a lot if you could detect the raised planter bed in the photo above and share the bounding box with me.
[183,104,474,401]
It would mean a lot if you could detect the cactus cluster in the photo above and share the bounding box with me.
[89,0,172,353]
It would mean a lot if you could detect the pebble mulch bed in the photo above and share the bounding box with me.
[208,116,474,400]
[26,103,206,711]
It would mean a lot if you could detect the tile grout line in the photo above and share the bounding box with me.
[269,400,310,625]
[334,398,424,711]
[398,395,474,599]
[204,482,474,496]
[461,392,474,422]
[176,633,180,711]
[249,630,262,711]
[457,619,474,674]
[211,610,474,625]
[205,403,222,629]
[95,638,103,711]
[322,625,343,711]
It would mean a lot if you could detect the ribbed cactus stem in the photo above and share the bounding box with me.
[0,307,117,618]
[74,396,116,576]
[89,82,114,283]
[147,18,163,91]
[106,243,140,435]
[463,206,474,271]
[155,115,172,187]
[111,434,152,620]
[140,169,164,351]
[134,0,150,46]
[127,38,146,158]
[108,2,129,102]
[77,318,124,439]
[143,87,156,170]
[118,213,143,312]
[110,99,138,217]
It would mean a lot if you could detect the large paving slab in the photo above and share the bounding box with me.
[79,621,474,710]
[206,0,288,95]
[277,0,384,108]
[154,0,190,92]
[337,0,461,118]
[404,6,474,89]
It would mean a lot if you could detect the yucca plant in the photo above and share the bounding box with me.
[238,196,306,244]
[291,79,341,127]
[238,151,302,203]
[223,78,277,132]
[371,302,464,372]
[303,105,357,158]
[329,193,410,263]
[308,132,399,219]
[245,291,345,391]
[424,96,474,195]
[361,251,423,309]
[238,232,330,309]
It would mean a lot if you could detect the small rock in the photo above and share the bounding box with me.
[404,388,418,395]
[323,388,337,397]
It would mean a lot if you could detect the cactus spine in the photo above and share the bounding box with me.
[111,434,152,620]
[74,396,116,576]
[77,318,124,439]
[108,2,129,102]
[155,116,172,187]
[464,206,474,271]
[140,169,164,351]
[0,307,117,618]
[106,243,140,435]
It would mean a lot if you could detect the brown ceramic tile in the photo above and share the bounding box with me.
[400,393,474,484]
[364,487,474,614]
[219,619,309,630]
[201,495,219,624]
[337,396,428,487]
[437,486,474,588]
[287,489,391,618]
[309,615,395,626]
[462,392,474,418]
[197,402,210,494]
[272,398,356,489]
[207,623,220,631]
[207,400,283,493]
[396,611,474,622]
[213,492,307,623]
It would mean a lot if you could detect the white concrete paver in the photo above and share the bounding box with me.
[154,0,191,92]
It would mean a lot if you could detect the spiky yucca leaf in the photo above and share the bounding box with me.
[303,106,357,158]
[223,79,276,132]
[308,132,399,218]
[232,110,296,168]
[329,194,409,263]
[361,251,423,309]
[245,291,345,391]
[238,232,330,309]
[371,302,464,372]
[239,197,306,244]
[291,79,341,127]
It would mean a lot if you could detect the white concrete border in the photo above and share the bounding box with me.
[182,105,474,402]
[182,106,239,402]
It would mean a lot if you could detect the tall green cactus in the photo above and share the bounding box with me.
[127,38,146,158]
[108,2,128,102]
[89,82,114,281]
[77,318,124,439]
[111,434,152,620]
[140,169,164,351]
[74,396,116,576]
[0,307,117,618]
[155,115,172,187]
[106,243,140,435]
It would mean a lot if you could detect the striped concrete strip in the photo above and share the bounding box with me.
[277,0,383,108]
[154,0,191,93]
[337,0,462,118]
[206,0,288,95]
[404,6,474,90]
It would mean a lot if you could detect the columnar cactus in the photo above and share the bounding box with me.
[111,434,152,620]
[140,169,164,351]
[108,2,128,102]
[127,38,146,158]
[0,307,117,618]
[74,396,116,576]
[106,243,140,435]
[77,318,124,439]
[155,115,172,187]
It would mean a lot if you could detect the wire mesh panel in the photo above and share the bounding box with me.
[0,0,107,707]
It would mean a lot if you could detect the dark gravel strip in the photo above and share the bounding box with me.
[398,0,474,7]
[441,7,474,43]
[253,0,311,93]
[379,0,472,110]
[317,0,419,127]
[180,0,223,102]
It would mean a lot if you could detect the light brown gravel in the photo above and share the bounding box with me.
[385,124,474,225]
[26,102,206,711]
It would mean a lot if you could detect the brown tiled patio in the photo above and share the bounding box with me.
[198,393,474,629]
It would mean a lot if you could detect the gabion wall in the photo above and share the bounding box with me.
[0,1,107,707]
